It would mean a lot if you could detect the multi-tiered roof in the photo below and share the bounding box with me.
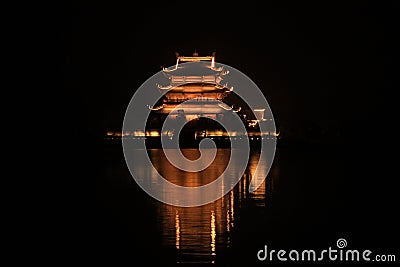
[156,52,233,103]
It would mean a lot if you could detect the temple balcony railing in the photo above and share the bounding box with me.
[171,75,216,84]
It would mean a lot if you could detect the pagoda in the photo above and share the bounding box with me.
[145,52,244,144]
[106,52,278,145]
[148,52,239,118]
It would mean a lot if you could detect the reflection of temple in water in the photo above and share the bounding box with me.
[161,190,235,264]
[146,149,279,264]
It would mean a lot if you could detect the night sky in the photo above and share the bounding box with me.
[63,1,394,139]
[60,1,397,263]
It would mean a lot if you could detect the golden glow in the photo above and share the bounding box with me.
[211,210,216,256]
[136,149,271,264]
[197,130,244,137]
[130,130,166,137]
[147,130,160,137]
[216,80,228,88]
[122,131,131,137]
[185,114,200,121]
[248,120,258,127]
[205,130,226,137]
[210,66,224,71]
[226,190,235,233]
[230,190,234,229]
[233,107,241,113]
[163,104,229,114]
[179,56,214,62]
[157,84,173,90]
[217,103,232,111]
[160,53,227,82]
[107,129,275,138]
[167,84,222,92]
[161,130,174,137]
[175,210,180,250]
[171,75,216,84]
[164,54,224,73]
[162,58,180,72]
[147,104,165,111]
[133,130,145,137]
[132,149,273,264]
[226,208,230,233]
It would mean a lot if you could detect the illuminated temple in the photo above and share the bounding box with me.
[150,52,236,120]
[107,52,278,144]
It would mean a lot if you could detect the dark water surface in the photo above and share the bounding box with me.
[93,144,397,266]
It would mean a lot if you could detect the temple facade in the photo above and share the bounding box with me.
[145,52,248,143]
[149,52,238,120]
[106,52,278,145]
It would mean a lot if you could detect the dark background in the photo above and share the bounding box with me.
[59,1,397,265]
[61,1,395,137]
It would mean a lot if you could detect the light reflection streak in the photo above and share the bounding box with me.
[175,210,180,250]
[211,210,216,263]
[134,148,273,264]
[230,190,235,229]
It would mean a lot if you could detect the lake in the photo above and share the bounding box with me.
[94,144,393,265]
